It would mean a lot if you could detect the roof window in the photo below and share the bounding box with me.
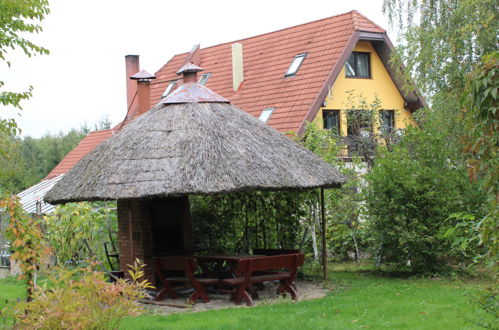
[198,73,211,85]
[259,107,275,123]
[285,53,307,77]
[161,80,177,98]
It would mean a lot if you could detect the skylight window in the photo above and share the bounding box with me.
[198,73,211,85]
[259,107,275,123]
[285,53,307,77]
[161,80,177,98]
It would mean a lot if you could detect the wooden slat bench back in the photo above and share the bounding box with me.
[224,253,305,306]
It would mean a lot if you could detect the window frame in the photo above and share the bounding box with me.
[258,107,275,123]
[284,53,307,77]
[161,80,178,98]
[322,109,341,134]
[345,51,371,79]
[198,72,211,85]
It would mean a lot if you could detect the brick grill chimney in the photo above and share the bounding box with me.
[125,55,140,113]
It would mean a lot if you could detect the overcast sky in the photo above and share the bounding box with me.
[2,0,397,138]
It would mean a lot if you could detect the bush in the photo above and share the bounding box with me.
[10,260,152,329]
[44,202,117,268]
[364,126,486,273]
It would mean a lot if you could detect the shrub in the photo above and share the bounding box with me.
[0,196,51,301]
[364,126,486,273]
[43,202,117,268]
[10,259,153,329]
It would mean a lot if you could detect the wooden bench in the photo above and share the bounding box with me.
[153,257,219,303]
[221,253,304,306]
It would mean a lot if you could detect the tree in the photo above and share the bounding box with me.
[0,0,50,136]
[383,0,498,153]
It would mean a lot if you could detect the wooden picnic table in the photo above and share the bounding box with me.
[197,253,304,306]
[196,254,265,278]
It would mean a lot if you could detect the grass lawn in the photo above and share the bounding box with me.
[0,263,493,329]
[121,264,492,330]
[0,276,24,310]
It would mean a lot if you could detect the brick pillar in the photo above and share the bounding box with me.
[117,199,154,283]
[117,197,194,285]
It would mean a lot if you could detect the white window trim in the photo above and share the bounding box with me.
[161,80,177,98]
[198,73,211,85]
[285,53,307,77]
[259,107,275,123]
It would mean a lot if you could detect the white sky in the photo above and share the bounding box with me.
[2,0,396,138]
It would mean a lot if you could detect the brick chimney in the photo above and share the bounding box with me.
[130,70,156,116]
[231,43,244,91]
[125,55,140,114]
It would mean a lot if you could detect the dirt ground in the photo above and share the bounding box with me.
[141,281,329,314]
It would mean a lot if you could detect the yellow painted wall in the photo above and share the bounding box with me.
[313,41,416,135]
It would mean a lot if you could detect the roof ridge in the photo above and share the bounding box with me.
[350,10,386,32]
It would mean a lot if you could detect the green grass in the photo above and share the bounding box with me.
[0,276,24,310]
[121,264,492,329]
[0,264,493,329]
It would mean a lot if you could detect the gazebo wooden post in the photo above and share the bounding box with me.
[320,187,327,281]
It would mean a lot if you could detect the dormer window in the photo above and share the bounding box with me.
[285,53,307,77]
[198,73,211,85]
[161,80,177,98]
[345,52,371,78]
[259,107,275,123]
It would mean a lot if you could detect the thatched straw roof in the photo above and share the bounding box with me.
[45,86,345,204]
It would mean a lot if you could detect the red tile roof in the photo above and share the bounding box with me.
[45,129,114,179]
[150,10,386,133]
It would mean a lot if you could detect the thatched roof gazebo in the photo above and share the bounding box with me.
[45,63,345,281]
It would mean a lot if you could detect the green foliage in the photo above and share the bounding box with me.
[443,213,483,265]
[383,0,497,98]
[0,133,23,194]
[0,195,50,301]
[462,52,499,328]
[20,129,86,188]
[301,123,369,261]
[383,0,498,172]
[0,128,85,194]
[191,190,308,253]
[9,260,153,329]
[0,0,50,136]
[364,126,487,273]
[463,52,499,197]
[43,202,118,268]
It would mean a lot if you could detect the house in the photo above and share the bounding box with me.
[145,10,424,136]
[22,10,424,213]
